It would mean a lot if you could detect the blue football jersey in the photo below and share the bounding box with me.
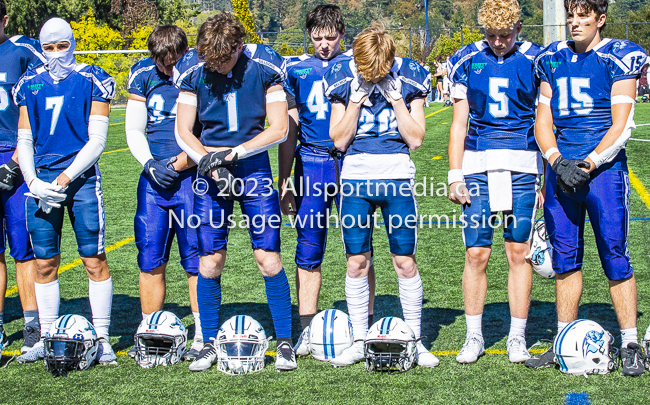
[323,57,431,157]
[535,39,647,165]
[128,57,183,160]
[0,36,45,152]
[175,44,285,147]
[448,41,541,151]
[13,64,115,170]
[284,51,352,151]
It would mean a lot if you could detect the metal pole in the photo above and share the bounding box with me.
[626,21,629,40]
[303,29,307,54]
[543,0,566,46]
[248,32,251,43]
[460,25,463,47]
[424,0,429,43]
[409,28,412,59]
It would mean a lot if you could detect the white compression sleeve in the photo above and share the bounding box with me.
[62,115,108,182]
[17,128,36,186]
[125,99,153,167]
[174,120,203,164]
[588,102,636,168]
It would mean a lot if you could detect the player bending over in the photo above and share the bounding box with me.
[324,25,438,368]
[174,12,296,372]
[526,0,647,376]
[14,18,116,364]
[447,0,542,364]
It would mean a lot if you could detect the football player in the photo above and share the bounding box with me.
[125,25,203,360]
[279,4,376,357]
[174,12,296,371]
[527,0,647,376]
[324,25,439,368]
[0,0,43,353]
[13,18,116,364]
[447,0,542,364]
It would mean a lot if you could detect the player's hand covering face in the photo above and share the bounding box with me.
[485,24,520,57]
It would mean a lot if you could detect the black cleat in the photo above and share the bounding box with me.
[524,346,556,369]
[620,343,645,376]
[21,326,40,354]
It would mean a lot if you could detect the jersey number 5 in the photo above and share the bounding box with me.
[488,78,509,118]
[0,73,9,112]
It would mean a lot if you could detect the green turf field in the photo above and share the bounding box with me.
[2,103,650,404]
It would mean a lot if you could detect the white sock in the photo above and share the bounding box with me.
[398,273,423,339]
[345,275,369,341]
[645,324,650,341]
[621,327,638,348]
[192,311,203,341]
[34,279,60,337]
[508,317,527,340]
[558,321,569,334]
[465,314,482,337]
[88,277,113,339]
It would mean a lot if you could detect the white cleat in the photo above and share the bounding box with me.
[275,342,297,371]
[189,341,217,372]
[416,342,440,368]
[330,340,365,367]
[456,332,485,364]
[507,336,531,363]
[17,340,44,363]
[294,327,310,357]
[98,339,117,365]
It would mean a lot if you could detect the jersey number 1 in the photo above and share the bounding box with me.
[0,73,8,112]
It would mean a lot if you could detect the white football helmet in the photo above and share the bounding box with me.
[308,309,354,361]
[527,219,556,279]
[216,315,269,375]
[554,319,619,376]
[365,317,417,373]
[134,311,188,368]
[44,314,99,377]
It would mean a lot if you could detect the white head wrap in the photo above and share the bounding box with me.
[39,18,77,80]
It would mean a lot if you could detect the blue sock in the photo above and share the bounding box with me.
[264,268,292,339]
[197,274,221,342]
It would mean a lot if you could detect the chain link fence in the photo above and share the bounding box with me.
[76,22,650,104]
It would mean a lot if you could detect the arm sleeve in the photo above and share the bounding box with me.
[17,128,36,186]
[125,99,153,167]
[62,115,108,181]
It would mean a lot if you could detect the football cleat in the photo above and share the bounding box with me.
[620,343,645,377]
[643,339,650,370]
[189,341,217,372]
[294,326,310,357]
[456,332,485,364]
[17,340,45,363]
[0,327,8,351]
[127,347,137,358]
[97,338,117,365]
[21,326,41,354]
[275,341,297,372]
[415,341,439,368]
[183,339,204,361]
[525,346,556,369]
[330,340,365,367]
[507,336,531,363]
[553,319,618,375]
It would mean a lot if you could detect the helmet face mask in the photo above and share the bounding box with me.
[364,317,417,373]
[216,315,269,375]
[134,311,187,369]
[44,315,99,378]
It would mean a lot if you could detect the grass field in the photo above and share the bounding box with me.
[1,103,650,404]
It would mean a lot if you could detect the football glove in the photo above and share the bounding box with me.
[144,156,179,189]
[377,72,402,101]
[197,150,239,176]
[0,159,20,191]
[551,155,591,194]
[214,166,241,200]
[27,178,66,213]
[350,77,374,105]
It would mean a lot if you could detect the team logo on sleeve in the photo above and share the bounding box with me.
[409,61,419,71]
[612,41,626,52]
[331,63,342,74]
[471,62,487,74]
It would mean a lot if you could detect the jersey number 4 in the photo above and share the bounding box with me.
[306,80,328,120]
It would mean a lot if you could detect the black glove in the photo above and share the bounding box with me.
[0,159,20,191]
[198,150,238,176]
[144,156,179,189]
[552,155,591,193]
[214,166,241,200]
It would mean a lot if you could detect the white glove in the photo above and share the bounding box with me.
[377,72,402,101]
[350,77,375,105]
[26,178,66,212]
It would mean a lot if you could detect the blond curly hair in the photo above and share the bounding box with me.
[477,0,521,30]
